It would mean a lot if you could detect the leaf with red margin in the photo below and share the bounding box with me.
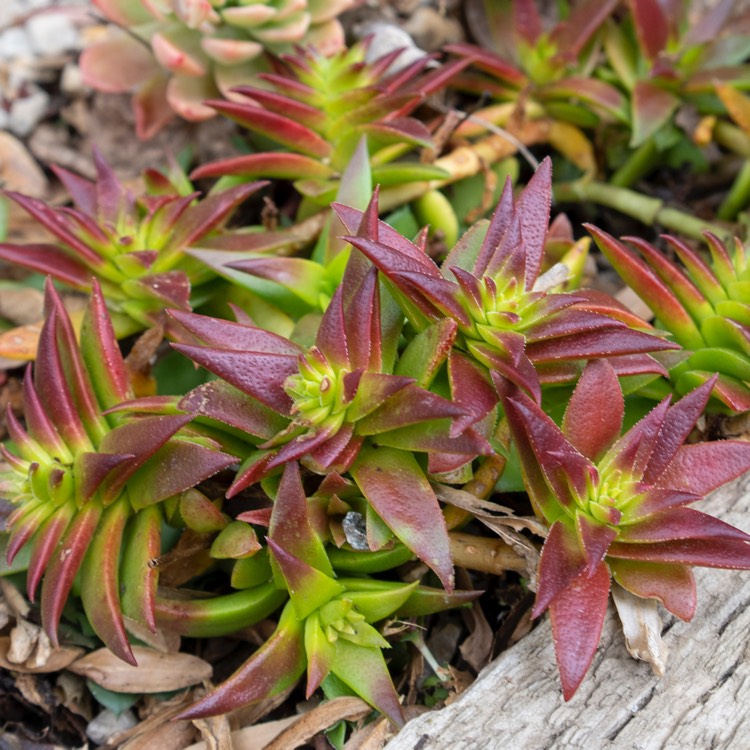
[123,440,236,509]
[345,267,381,372]
[21,368,69,459]
[628,0,669,59]
[658,441,750,496]
[355,383,467,435]
[373,420,491,458]
[642,377,714,483]
[268,540,344,620]
[586,224,704,350]
[179,380,288,440]
[80,499,134,665]
[269,462,333,576]
[504,391,593,509]
[609,559,696,621]
[168,310,303,355]
[351,445,453,591]
[549,560,610,701]
[0,243,91,288]
[617,507,750,543]
[516,157,552,287]
[315,285,349,370]
[177,602,305,719]
[577,512,617,575]
[562,360,623,462]
[41,502,102,647]
[26,502,75,601]
[447,352,498,434]
[606,537,750,568]
[172,344,297,414]
[631,80,679,146]
[533,520,588,617]
[331,639,405,727]
[79,280,132,411]
[206,100,331,158]
[192,152,334,180]
[229,85,326,129]
[120,504,161,632]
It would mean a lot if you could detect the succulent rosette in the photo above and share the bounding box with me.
[0,281,236,663]
[503,358,750,699]
[179,462,479,724]
[589,226,750,412]
[336,158,677,417]
[0,150,264,336]
[81,0,353,138]
[191,40,468,207]
[170,244,492,590]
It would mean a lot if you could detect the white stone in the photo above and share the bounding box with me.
[0,27,32,60]
[8,86,49,136]
[86,709,138,745]
[60,61,84,94]
[25,12,79,56]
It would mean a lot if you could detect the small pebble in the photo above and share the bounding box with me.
[86,709,138,745]
[25,12,79,56]
[0,27,32,60]
[8,85,49,136]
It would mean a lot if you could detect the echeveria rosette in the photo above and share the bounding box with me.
[0,280,236,664]
[0,150,264,337]
[589,225,750,413]
[337,158,677,415]
[81,0,352,138]
[179,462,481,725]
[191,41,469,207]
[503,358,750,700]
[171,253,491,589]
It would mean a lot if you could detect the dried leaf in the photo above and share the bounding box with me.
[191,713,233,750]
[0,636,83,674]
[0,132,48,197]
[458,599,493,672]
[185,717,298,750]
[68,646,212,692]
[611,582,668,676]
[344,715,390,750]
[264,696,371,750]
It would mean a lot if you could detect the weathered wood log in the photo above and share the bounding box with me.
[386,473,750,749]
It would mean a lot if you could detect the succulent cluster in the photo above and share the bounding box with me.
[82,0,354,137]
[3,1,750,735]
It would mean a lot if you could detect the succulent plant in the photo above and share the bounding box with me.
[170,246,492,591]
[81,0,354,138]
[336,158,677,413]
[191,40,468,209]
[503,358,750,699]
[0,150,264,337]
[179,462,479,724]
[589,226,750,413]
[451,0,750,188]
[0,280,236,663]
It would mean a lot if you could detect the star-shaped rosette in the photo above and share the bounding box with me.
[178,462,481,725]
[335,158,676,423]
[0,280,236,664]
[503,358,750,699]
[0,149,264,336]
[170,254,491,590]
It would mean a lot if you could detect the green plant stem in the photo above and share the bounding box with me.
[610,138,659,188]
[714,121,750,158]
[554,180,728,240]
[718,160,750,221]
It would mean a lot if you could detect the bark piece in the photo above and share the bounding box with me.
[386,473,750,749]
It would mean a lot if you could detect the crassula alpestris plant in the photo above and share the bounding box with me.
[0,150,265,337]
[0,280,236,664]
[503,358,750,698]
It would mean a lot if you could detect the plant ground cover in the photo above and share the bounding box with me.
[2,1,750,748]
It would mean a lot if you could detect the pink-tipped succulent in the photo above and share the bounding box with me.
[179,462,482,725]
[0,150,264,336]
[191,40,469,208]
[0,281,236,663]
[589,226,750,413]
[337,158,677,413]
[81,0,353,138]
[170,249,493,590]
[503,358,750,699]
